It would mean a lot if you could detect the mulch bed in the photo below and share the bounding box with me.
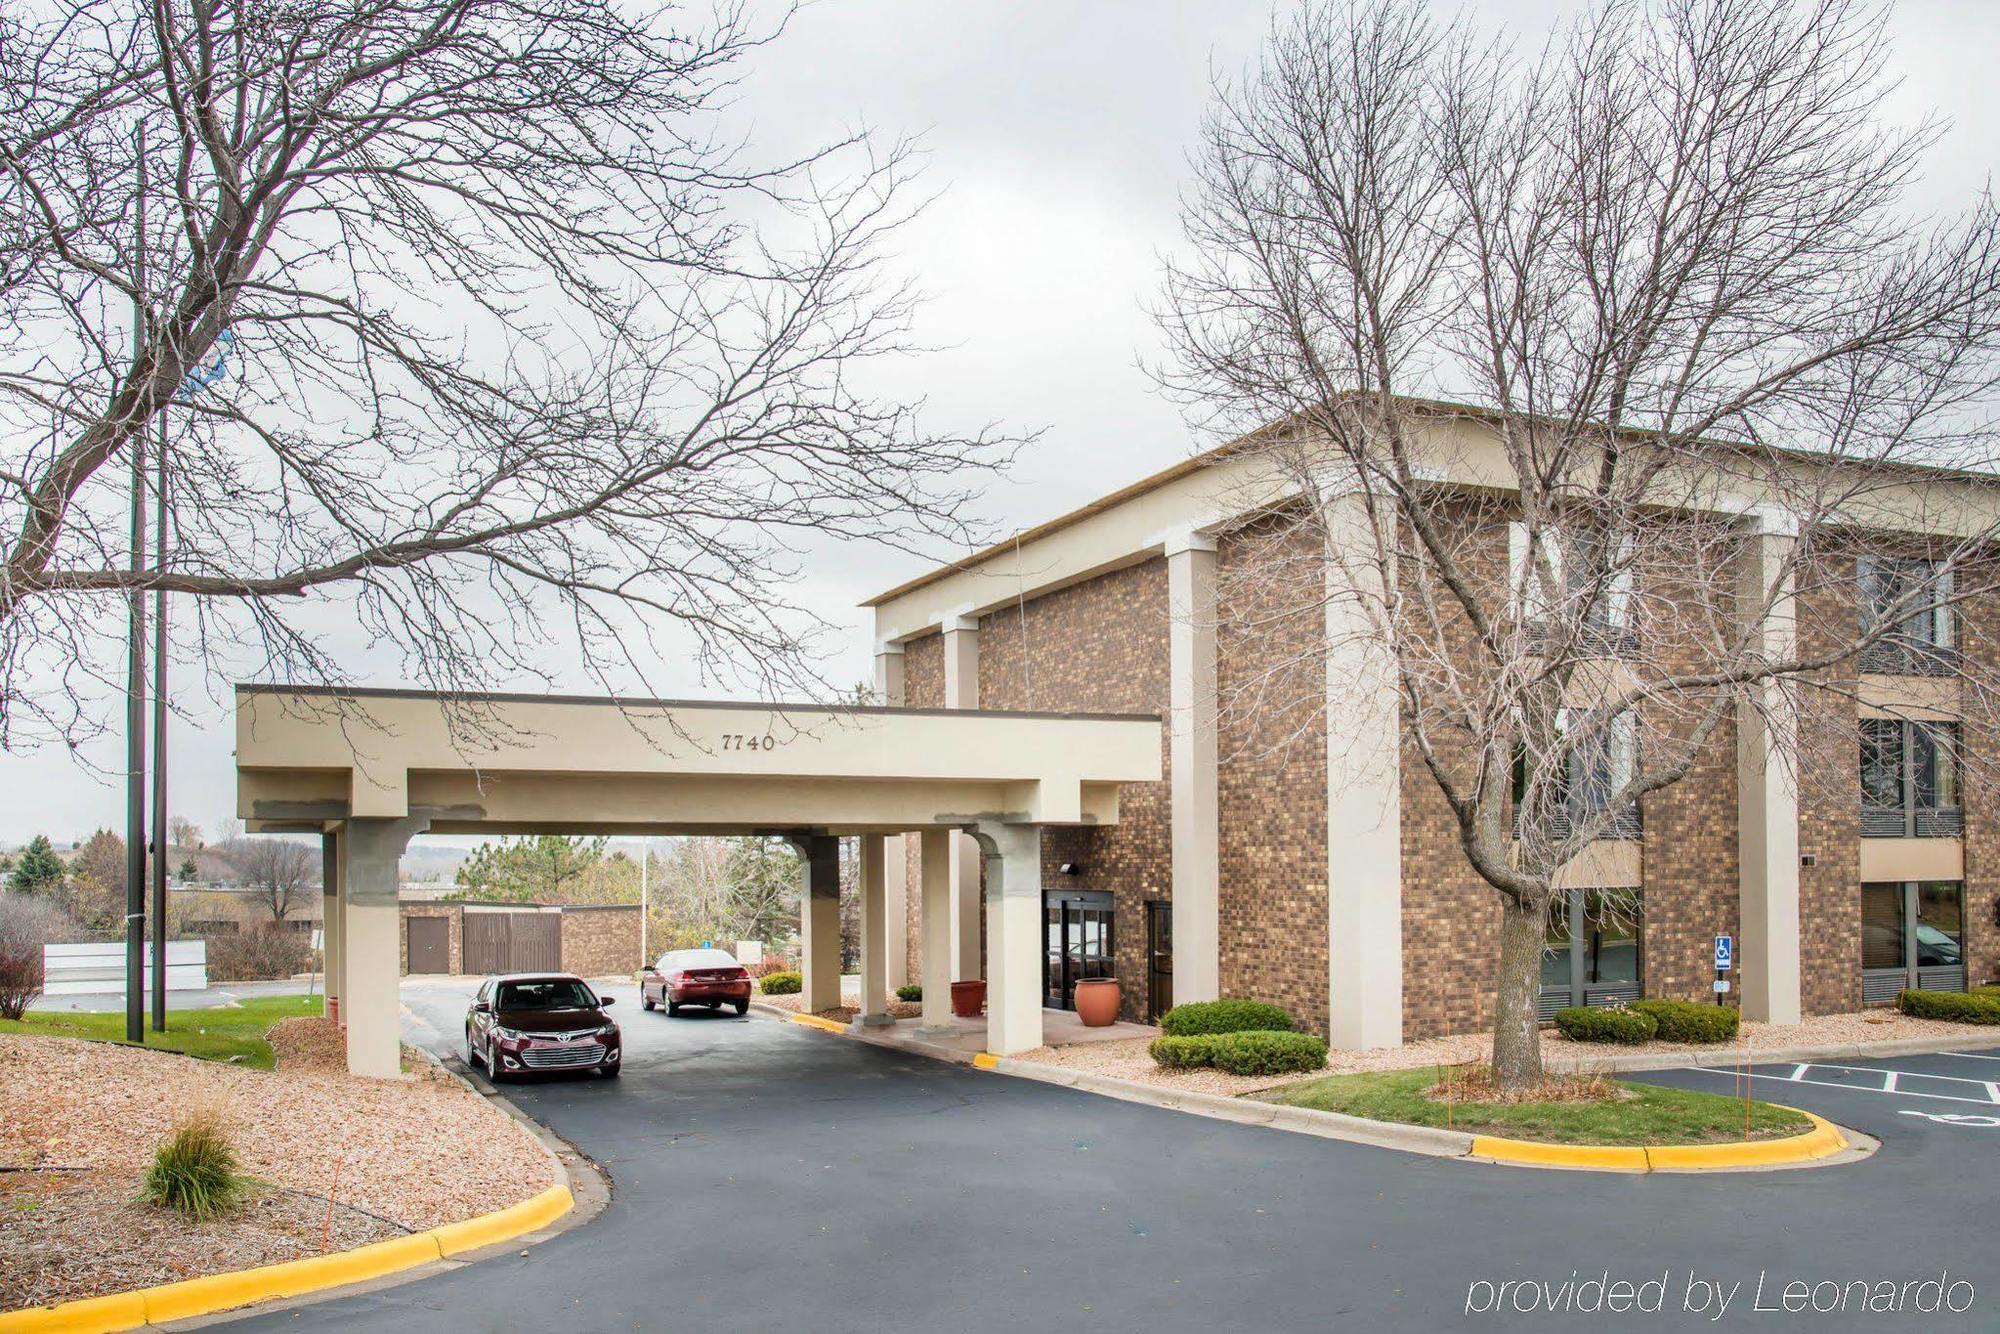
[1,1017,554,1312]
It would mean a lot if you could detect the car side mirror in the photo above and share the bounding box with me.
[473,1000,491,1013]
[598,995,616,1007]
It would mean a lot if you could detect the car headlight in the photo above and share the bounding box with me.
[597,1024,617,1038]
[492,1025,525,1041]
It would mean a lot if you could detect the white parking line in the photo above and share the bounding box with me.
[1940,1051,2000,1062]
[1683,1066,2000,1106]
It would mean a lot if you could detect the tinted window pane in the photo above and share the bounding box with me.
[1583,890,1641,986]
[1861,883,1905,970]
[1860,720,1903,809]
[497,979,596,1010]
[1917,882,1964,967]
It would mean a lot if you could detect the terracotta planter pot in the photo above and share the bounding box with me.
[1072,977,1121,1027]
[949,979,987,1018]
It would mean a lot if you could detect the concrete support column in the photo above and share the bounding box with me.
[1323,491,1404,1050]
[942,615,983,981]
[320,829,343,1022]
[858,833,892,1025]
[917,829,956,1035]
[799,835,842,1013]
[1166,531,1220,1006]
[974,821,1043,1056]
[342,815,428,1078]
[1738,514,1802,1024]
[874,643,910,989]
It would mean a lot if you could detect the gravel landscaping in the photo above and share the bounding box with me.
[1,1016,556,1311]
[1005,1009,1998,1095]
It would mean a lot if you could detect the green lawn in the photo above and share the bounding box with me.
[0,994,322,1070]
[1257,1067,1812,1146]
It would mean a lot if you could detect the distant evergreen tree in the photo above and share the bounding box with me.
[10,835,63,893]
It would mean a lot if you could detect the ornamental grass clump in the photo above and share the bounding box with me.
[141,1108,248,1219]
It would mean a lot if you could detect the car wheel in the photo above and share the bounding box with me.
[598,1063,621,1078]
[486,1040,508,1082]
[467,1029,484,1068]
[642,993,655,1011]
[732,1000,749,1016]
[667,999,681,1016]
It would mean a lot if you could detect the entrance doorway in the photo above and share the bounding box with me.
[1043,890,1114,1010]
[1145,900,1172,1021]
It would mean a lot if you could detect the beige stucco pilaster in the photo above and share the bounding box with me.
[974,821,1043,1056]
[858,833,892,1024]
[943,615,983,981]
[342,815,427,1078]
[1737,513,1803,1024]
[799,835,842,1013]
[1166,531,1220,1005]
[873,644,910,989]
[1323,490,1404,1049]
[917,828,955,1034]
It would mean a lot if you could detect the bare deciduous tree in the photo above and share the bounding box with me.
[0,0,1012,751]
[1158,0,2000,1087]
[221,835,317,923]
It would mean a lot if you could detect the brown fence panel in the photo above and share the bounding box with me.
[463,910,563,974]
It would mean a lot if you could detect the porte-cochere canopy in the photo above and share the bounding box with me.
[234,684,1162,1076]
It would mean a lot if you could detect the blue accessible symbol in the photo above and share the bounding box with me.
[1713,934,1733,971]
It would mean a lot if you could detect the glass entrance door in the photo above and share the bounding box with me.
[1146,900,1173,1022]
[1043,891,1114,1010]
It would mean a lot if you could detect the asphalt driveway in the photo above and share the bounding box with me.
[227,985,1999,1332]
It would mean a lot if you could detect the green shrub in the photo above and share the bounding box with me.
[1898,989,2000,1024]
[1149,1034,1221,1069]
[1208,1030,1328,1077]
[1159,999,1295,1037]
[759,970,801,996]
[895,984,922,1003]
[1629,999,1739,1044]
[1972,984,2000,1000]
[142,1110,246,1219]
[1552,1006,1657,1044]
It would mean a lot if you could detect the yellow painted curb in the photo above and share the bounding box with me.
[1469,1107,1848,1173]
[0,1183,574,1334]
[787,1012,849,1035]
[971,1052,999,1070]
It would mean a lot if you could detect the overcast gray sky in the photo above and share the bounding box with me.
[2,0,1993,847]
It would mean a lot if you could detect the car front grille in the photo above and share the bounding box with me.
[519,1042,604,1069]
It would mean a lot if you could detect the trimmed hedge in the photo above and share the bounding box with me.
[895,984,922,1003]
[1629,999,1739,1044]
[1148,1034,1220,1070]
[1898,988,2000,1024]
[1159,999,1295,1037]
[1552,1006,1657,1044]
[759,970,802,995]
[1208,1030,1328,1076]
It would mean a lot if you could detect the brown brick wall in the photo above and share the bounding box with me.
[900,633,944,979]
[978,558,1172,1021]
[1962,578,2000,991]
[560,905,644,978]
[399,904,462,975]
[1216,519,1330,1036]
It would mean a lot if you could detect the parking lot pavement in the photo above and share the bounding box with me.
[204,990,2000,1334]
[1634,1046,2000,1146]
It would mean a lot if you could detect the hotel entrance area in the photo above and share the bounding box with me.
[1042,890,1114,1010]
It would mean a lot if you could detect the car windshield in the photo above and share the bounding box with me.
[665,949,740,971]
[496,979,597,1011]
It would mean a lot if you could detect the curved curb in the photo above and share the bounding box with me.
[786,1011,848,1035]
[1467,1107,1850,1173]
[0,1183,572,1334]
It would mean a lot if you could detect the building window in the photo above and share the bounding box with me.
[1859,718,1962,837]
[1508,523,1637,652]
[1513,708,1642,841]
[1861,880,1967,1003]
[1539,889,1643,1016]
[1858,555,1956,675]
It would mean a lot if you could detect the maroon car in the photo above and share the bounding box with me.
[467,973,621,1080]
[642,948,752,1016]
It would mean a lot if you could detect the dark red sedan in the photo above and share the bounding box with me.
[642,948,752,1016]
[467,973,621,1080]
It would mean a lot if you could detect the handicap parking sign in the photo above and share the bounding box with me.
[1713,934,1733,970]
